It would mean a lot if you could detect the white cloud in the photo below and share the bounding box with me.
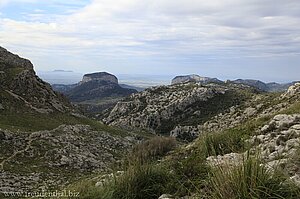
[0,0,300,77]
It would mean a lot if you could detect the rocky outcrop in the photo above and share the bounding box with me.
[283,83,300,97]
[0,46,72,113]
[205,113,300,185]
[0,124,139,192]
[171,74,222,85]
[105,83,255,137]
[81,72,118,84]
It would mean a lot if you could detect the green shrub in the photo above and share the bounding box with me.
[208,156,300,199]
[203,129,245,156]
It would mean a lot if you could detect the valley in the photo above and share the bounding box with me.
[1,46,300,198]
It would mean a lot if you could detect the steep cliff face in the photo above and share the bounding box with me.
[105,82,257,136]
[0,46,72,113]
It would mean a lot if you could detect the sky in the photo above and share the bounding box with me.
[0,0,300,83]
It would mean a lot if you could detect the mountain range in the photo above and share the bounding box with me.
[172,74,298,92]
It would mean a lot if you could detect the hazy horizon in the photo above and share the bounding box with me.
[1,1,300,83]
[36,70,299,87]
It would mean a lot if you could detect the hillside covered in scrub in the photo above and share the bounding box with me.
[71,82,300,199]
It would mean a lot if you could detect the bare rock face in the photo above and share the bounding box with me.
[81,72,118,84]
[0,46,72,113]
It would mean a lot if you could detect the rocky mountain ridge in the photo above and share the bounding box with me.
[230,79,297,92]
[105,82,258,138]
[171,74,298,92]
[0,46,72,114]
[171,74,222,85]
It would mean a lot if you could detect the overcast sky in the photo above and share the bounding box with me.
[0,0,299,82]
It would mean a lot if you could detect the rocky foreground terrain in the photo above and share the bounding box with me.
[0,124,140,193]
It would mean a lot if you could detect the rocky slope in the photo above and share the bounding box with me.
[0,124,140,193]
[105,82,258,138]
[0,46,72,114]
[205,83,300,185]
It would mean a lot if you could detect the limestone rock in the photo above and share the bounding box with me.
[282,83,300,97]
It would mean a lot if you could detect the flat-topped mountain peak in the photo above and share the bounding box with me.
[81,72,118,84]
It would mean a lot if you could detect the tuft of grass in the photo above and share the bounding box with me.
[126,136,177,164]
[202,128,245,156]
[208,155,300,199]
[72,163,173,199]
[168,149,210,197]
